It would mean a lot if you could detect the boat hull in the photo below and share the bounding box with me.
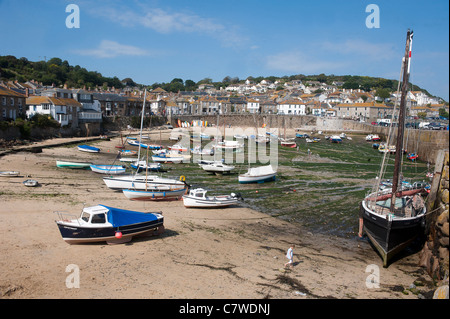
[56,217,164,244]
[361,198,425,267]
[238,173,276,184]
[123,188,187,201]
[102,175,185,190]
[56,160,92,169]
[90,165,126,174]
[78,145,100,153]
[183,196,238,208]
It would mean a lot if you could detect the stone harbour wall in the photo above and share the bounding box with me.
[419,151,449,298]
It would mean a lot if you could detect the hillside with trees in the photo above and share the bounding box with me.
[0,55,442,101]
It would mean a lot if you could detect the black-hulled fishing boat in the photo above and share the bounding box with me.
[359,30,428,267]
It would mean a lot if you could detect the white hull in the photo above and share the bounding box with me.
[238,172,276,183]
[90,165,126,174]
[183,195,238,208]
[238,165,277,183]
[201,163,235,174]
[103,175,185,190]
[123,188,187,200]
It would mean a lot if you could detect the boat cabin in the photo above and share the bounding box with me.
[188,188,208,198]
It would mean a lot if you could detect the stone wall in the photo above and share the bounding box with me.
[419,151,449,297]
[172,114,449,164]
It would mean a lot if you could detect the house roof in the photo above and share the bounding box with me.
[0,86,26,98]
[26,96,82,107]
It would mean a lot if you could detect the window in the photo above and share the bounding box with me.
[81,212,91,222]
[10,98,14,106]
[91,213,106,224]
[1,97,6,106]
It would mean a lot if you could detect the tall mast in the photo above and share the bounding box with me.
[391,29,413,209]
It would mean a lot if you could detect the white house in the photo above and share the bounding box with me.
[246,99,260,113]
[26,96,81,127]
[277,100,306,115]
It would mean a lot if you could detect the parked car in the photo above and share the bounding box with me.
[428,123,444,130]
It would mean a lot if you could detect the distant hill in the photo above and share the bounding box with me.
[0,55,125,90]
[0,55,439,99]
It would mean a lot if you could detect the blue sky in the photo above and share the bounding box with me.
[0,0,448,100]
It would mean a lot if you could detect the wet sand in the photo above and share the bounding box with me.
[0,132,428,299]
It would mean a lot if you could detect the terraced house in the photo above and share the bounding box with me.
[335,102,393,122]
[0,85,26,120]
[26,95,82,128]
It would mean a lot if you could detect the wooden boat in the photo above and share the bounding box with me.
[183,188,242,208]
[55,204,164,244]
[56,160,92,169]
[0,171,20,177]
[77,144,100,153]
[360,30,427,267]
[238,165,276,184]
[23,179,38,187]
[123,187,187,201]
[90,164,126,174]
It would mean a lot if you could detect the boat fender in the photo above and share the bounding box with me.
[115,231,122,239]
[180,175,186,182]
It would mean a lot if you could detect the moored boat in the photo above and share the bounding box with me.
[238,165,276,184]
[77,144,100,153]
[0,171,20,177]
[183,188,242,208]
[90,164,126,174]
[56,160,92,169]
[55,204,164,244]
[201,161,235,174]
[359,30,428,267]
[102,174,186,190]
[23,179,39,187]
[123,187,187,201]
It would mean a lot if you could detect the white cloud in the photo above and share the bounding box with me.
[75,40,149,58]
[91,5,247,48]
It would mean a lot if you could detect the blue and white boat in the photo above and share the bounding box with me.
[130,161,163,172]
[90,164,126,174]
[78,144,100,153]
[329,135,342,143]
[55,204,164,244]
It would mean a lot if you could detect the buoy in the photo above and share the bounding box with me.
[115,231,122,239]
[256,190,259,193]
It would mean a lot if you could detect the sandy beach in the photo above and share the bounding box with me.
[0,132,433,300]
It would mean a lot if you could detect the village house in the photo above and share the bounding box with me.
[277,99,306,115]
[26,95,82,127]
[246,98,260,114]
[93,93,127,117]
[0,85,26,120]
[335,102,394,122]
